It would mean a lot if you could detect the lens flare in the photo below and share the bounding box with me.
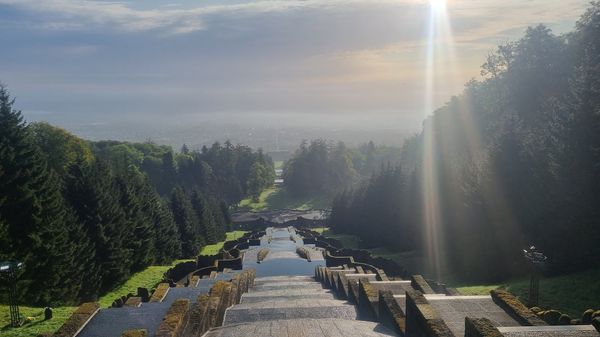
[421,0,454,280]
[429,0,446,11]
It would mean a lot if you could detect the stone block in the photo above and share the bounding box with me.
[411,275,435,294]
[490,290,546,326]
[53,302,100,337]
[155,298,190,337]
[120,329,147,337]
[378,290,406,335]
[149,283,170,303]
[464,317,503,337]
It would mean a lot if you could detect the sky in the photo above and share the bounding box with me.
[0,0,590,148]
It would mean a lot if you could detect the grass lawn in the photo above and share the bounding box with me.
[199,230,248,255]
[455,268,600,317]
[1,305,77,337]
[320,228,361,249]
[238,186,331,211]
[274,161,284,170]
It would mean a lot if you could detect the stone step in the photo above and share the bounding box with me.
[250,282,324,292]
[497,325,600,337]
[223,299,358,324]
[205,318,398,337]
[253,276,315,283]
[240,293,336,303]
[242,288,333,299]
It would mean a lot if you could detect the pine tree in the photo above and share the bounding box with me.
[116,167,156,271]
[169,186,203,257]
[65,160,133,296]
[190,189,217,243]
[0,86,80,304]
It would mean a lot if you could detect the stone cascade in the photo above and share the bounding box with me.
[53,269,255,337]
[314,265,600,337]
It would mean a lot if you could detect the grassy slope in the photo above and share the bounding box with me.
[0,230,248,337]
[199,231,247,255]
[455,268,600,317]
[238,186,330,211]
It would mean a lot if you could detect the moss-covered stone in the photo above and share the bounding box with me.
[411,275,435,294]
[464,317,503,337]
[149,283,170,303]
[490,289,546,326]
[571,319,582,325]
[53,302,100,337]
[558,314,572,325]
[378,290,406,334]
[530,307,542,314]
[120,329,147,337]
[582,309,595,324]
[592,310,600,319]
[155,298,190,337]
[543,310,561,325]
[592,317,600,332]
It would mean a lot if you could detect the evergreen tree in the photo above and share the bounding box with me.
[0,86,81,304]
[169,186,203,257]
[65,160,133,296]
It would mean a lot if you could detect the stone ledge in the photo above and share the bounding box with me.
[155,298,190,337]
[149,283,170,303]
[378,290,406,335]
[490,290,546,326]
[53,302,100,337]
[465,317,503,337]
[405,290,454,337]
[411,275,435,294]
[358,279,379,321]
[124,296,142,308]
[120,329,148,337]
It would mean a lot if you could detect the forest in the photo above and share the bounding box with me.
[0,93,275,305]
[329,3,600,282]
[282,139,402,197]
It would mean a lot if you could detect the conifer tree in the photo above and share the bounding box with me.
[0,86,80,304]
[65,160,133,296]
[169,186,203,257]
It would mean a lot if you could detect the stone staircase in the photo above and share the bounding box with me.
[205,275,397,337]
[313,265,600,337]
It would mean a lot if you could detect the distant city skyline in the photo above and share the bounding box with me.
[0,0,589,146]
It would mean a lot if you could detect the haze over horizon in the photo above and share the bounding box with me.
[0,0,588,149]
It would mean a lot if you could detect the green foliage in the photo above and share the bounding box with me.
[30,122,93,176]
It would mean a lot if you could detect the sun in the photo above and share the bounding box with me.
[429,0,446,11]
